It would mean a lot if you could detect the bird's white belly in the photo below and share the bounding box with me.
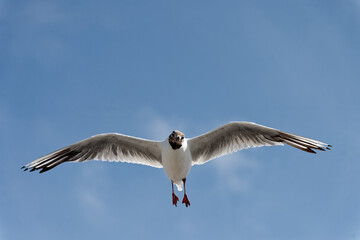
[161,141,192,185]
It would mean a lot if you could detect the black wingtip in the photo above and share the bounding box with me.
[39,168,50,174]
[307,148,317,154]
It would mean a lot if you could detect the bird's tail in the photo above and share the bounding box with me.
[175,181,183,191]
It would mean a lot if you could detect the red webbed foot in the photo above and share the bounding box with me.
[182,193,190,207]
[172,193,179,207]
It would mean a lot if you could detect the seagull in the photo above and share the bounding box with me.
[22,122,331,207]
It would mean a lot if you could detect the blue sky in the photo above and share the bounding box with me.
[1,0,360,239]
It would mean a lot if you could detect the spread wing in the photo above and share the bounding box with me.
[22,133,163,173]
[188,122,332,165]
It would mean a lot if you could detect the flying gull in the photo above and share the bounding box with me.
[22,122,331,207]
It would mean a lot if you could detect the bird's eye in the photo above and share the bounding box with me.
[181,136,184,140]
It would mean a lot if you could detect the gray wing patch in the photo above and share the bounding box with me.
[22,133,163,173]
[188,122,331,165]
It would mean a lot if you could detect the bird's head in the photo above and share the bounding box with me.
[168,130,185,150]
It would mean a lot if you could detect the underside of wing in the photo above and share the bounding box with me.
[188,122,331,165]
[22,133,163,173]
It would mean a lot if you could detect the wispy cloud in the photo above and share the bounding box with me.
[144,114,173,140]
[138,108,187,140]
[78,188,106,217]
[75,164,108,223]
[213,153,259,193]
[4,0,67,65]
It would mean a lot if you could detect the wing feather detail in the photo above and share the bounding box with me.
[22,133,163,173]
[188,122,331,165]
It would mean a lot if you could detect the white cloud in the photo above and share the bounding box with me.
[137,108,187,140]
[5,0,67,66]
[213,153,259,193]
[144,114,174,140]
[75,164,108,223]
[78,189,105,216]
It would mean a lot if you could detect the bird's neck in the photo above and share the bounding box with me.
[169,141,182,150]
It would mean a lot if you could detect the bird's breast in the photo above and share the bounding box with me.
[161,140,192,182]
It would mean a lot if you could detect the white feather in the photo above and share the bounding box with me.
[161,139,192,191]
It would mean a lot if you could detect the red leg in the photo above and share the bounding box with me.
[172,181,179,207]
[182,178,191,207]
